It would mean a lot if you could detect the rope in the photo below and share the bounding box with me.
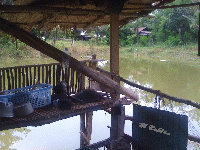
[96,67,200,109]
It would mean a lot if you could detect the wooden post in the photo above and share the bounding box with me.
[110,14,119,83]
[80,113,85,148]
[198,4,200,56]
[110,105,125,149]
[89,54,97,89]
[110,14,126,149]
[86,112,93,145]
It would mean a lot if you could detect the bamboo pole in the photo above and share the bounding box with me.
[0,17,138,101]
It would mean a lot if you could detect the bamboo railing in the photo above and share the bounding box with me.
[0,63,85,93]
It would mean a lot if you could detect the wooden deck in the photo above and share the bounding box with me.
[0,93,132,131]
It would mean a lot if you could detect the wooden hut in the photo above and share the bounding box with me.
[1,0,200,149]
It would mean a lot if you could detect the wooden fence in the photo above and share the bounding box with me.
[0,63,85,93]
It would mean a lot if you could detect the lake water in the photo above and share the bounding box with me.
[0,56,200,149]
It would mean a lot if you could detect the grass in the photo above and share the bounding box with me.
[120,43,200,67]
[0,39,199,67]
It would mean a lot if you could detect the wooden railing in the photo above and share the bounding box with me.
[0,63,85,93]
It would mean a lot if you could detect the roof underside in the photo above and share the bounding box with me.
[0,0,174,32]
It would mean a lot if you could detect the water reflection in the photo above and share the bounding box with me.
[0,127,31,149]
[6,111,111,150]
[0,57,199,149]
[98,57,200,148]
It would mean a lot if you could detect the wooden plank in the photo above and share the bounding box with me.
[66,67,70,93]
[10,69,14,89]
[53,65,56,87]
[2,70,5,90]
[75,71,78,92]
[46,66,48,83]
[62,67,65,81]
[81,73,85,91]
[64,68,68,83]
[42,66,44,83]
[0,17,139,101]
[71,68,74,93]
[29,67,32,85]
[6,69,11,90]
[0,63,59,70]
[49,65,51,84]
[56,65,61,84]
[25,67,29,86]
[22,68,25,87]
[18,68,21,88]
[78,72,81,92]
[0,5,107,15]
[14,68,17,89]
[38,66,40,83]
[33,67,36,85]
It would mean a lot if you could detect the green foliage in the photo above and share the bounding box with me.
[165,35,181,47]
[119,24,135,46]
[139,36,149,47]
[127,34,137,45]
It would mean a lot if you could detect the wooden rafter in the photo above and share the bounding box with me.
[0,5,149,17]
[83,15,105,29]
[124,2,200,11]
[119,17,135,28]
[0,5,106,15]
[4,2,198,17]
[36,13,59,30]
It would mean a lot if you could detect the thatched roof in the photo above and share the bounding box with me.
[0,0,175,32]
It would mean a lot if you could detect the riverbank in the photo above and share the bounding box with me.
[56,40,200,67]
[120,44,200,67]
[0,40,199,67]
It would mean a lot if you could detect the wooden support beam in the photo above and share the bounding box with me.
[77,138,110,150]
[36,13,59,31]
[125,115,133,121]
[80,131,90,146]
[123,2,200,11]
[86,112,93,145]
[110,14,120,89]
[80,113,86,148]
[110,105,125,149]
[0,16,138,101]
[0,5,106,15]
[83,15,104,29]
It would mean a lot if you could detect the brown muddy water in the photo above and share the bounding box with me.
[0,56,199,149]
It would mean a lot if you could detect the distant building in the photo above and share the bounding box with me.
[77,31,92,41]
[137,27,151,37]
